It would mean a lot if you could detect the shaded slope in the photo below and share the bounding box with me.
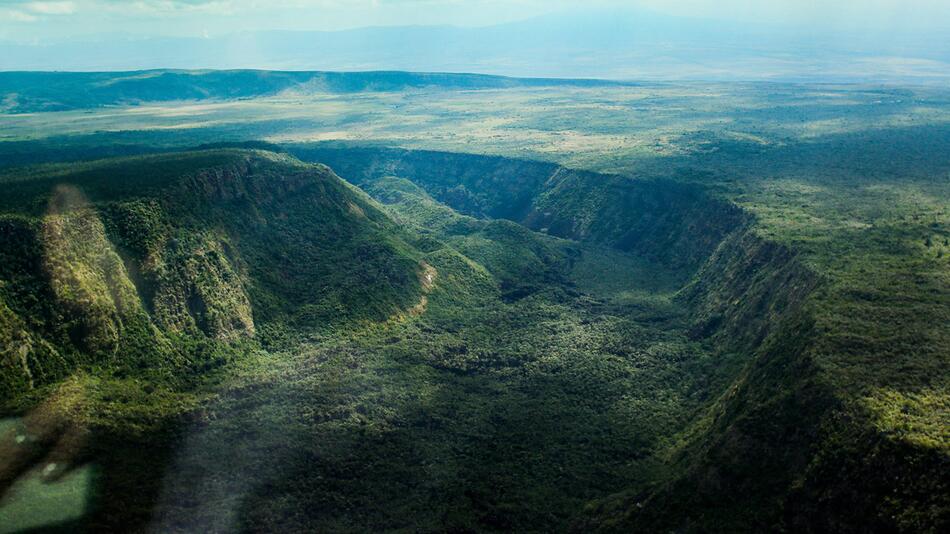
[593,226,949,533]
[145,164,725,533]
[290,145,745,272]
[362,175,578,301]
[0,149,426,402]
[296,145,948,532]
[0,144,945,532]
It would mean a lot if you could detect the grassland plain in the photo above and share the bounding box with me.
[0,79,948,531]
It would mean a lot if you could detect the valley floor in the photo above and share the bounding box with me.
[0,159,730,532]
[2,249,717,533]
[144,244,722,532]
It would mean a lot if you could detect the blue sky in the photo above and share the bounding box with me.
[2,0,949,42]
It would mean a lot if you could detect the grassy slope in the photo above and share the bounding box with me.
[0,148,438,530]
[0,148,426,409]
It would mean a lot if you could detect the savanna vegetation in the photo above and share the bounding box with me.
[0,76,947,533]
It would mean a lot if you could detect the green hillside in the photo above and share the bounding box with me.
[0,140,945,532]
[291,146,949,532]
[0,149,427,404]
[0,146,738,531]
[2,0,950,527]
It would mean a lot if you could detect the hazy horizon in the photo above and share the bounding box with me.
[3,1,950,43]
[3,1,950,82]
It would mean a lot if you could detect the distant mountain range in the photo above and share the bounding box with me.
[3,8,949,82]
[0,70,630,113]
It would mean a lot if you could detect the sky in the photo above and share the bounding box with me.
[2,0,950,43]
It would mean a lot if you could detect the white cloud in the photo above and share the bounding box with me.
[2,8,39,21]
[21,1,76,14]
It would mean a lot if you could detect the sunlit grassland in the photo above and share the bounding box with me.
[4,93,949,305]
[6,84,949,167]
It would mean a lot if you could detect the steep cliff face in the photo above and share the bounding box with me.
[296,146,946,532]
[1,217,64,398]
[0,295,63,397]
[594,228,828,531]
[0,149,426,402]
[291,145,746,272]
[43,192,161,358]
[1,146,943,531]
[679,223,819,353]
[593,222,946,532]
[290,146,560,221]
[149,235,255,341]
[522,170,745,271]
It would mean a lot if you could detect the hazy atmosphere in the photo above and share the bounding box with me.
[1,1,948,533]
[3,0,950,37]
[2,0,950,81]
